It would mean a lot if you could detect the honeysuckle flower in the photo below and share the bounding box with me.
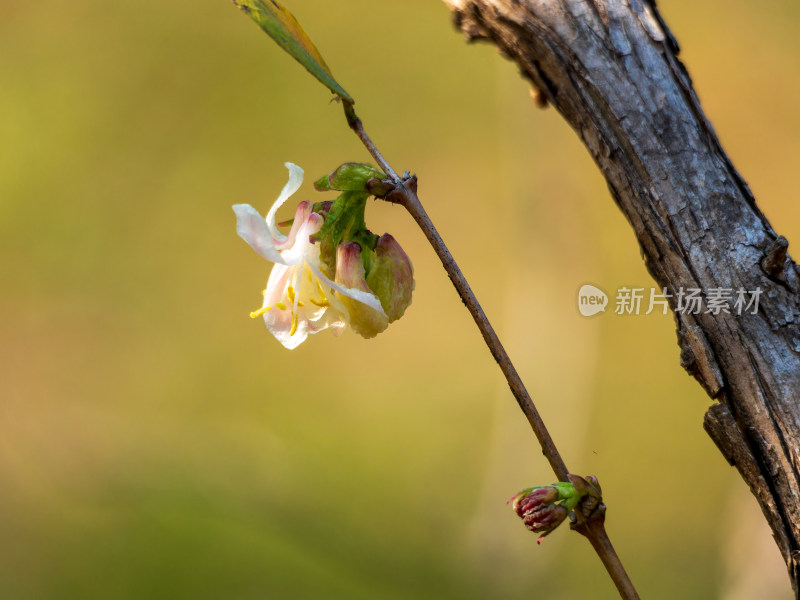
[233,163,387,349]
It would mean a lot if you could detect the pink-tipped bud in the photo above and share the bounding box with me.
[365,234,414,322]
[335,242,391,338]
[510,486,569,540]
[334,235,414,339]
[509,476,602,542]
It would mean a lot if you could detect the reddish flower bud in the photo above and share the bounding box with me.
[509,476,603,543]
[509,486,569,543]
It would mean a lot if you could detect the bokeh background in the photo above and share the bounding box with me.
[2,1,799,598]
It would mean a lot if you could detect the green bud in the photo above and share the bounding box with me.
[365,234,414,322]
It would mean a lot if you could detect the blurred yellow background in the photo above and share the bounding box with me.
[2,1,798,598]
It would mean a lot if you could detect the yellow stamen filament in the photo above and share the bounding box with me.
[286,285,305,308]
[308,279,330,307]
[289,311,298,336]
[249,305,273,318]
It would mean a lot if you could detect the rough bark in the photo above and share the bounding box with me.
[441,0,800,594]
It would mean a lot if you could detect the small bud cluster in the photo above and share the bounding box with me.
[509,475,602,543]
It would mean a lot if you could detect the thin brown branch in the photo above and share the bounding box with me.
[343,103,399,182]
[342,104,640,599]
[390,176,568,478]
[573,504,640,600]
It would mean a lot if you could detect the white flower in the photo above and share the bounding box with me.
[233,163,386,349]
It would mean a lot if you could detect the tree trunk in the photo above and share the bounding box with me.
[441,0,800,594]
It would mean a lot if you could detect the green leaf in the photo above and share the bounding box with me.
[232,0,353,103]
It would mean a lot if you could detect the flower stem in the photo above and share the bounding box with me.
[343,104,640,600]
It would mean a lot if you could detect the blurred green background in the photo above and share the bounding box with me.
[2,1,798,598]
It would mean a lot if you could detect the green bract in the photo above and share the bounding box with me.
[314,162,386,193]
[313,163,387,278]
[314,190,374,278]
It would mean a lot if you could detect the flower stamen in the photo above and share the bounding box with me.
[285,284,304,308]
[309,279,330,307]
[249,305,274,318]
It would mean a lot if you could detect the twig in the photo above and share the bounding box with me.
[574,506,640,600]
[397,176,569,478]
[344,104,640,600]
[343,103,399,182]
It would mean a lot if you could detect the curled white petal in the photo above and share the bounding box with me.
[308,261,387,318]
[233,203,286,264]
[266,162,304,244]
